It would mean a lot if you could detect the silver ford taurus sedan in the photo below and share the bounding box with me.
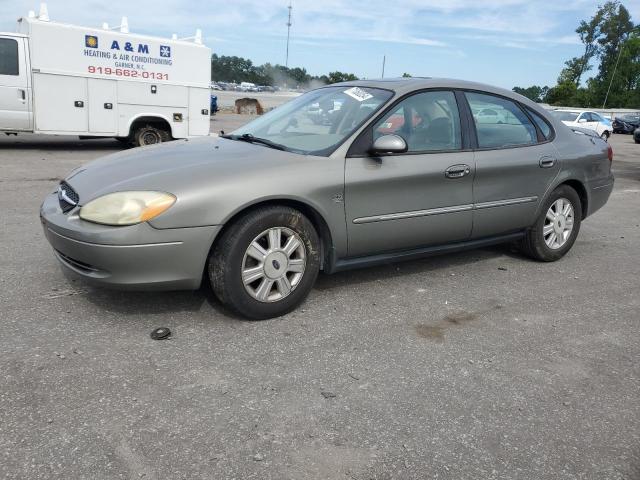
[41,78,614,319]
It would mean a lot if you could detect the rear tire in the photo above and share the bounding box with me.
[133,125,171,147]
[521,185,582,262]
[209,206,320,320]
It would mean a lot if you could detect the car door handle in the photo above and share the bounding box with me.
[17,89,26,102]
[539,156,556,168]
[445,164,471,179]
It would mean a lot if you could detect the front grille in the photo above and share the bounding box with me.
[58,181,79,213]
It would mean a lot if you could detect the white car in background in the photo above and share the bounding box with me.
[552,110,612,140]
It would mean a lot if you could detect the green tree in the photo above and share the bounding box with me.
[546,1,639,108]
[558,57,590,86]
[545,81,579,106]
[568,10,605,86]
[593,3,636,106]
[326,72,359,84]
[210,54,357,88]
[512,85,549,102]
[402,73,412,78]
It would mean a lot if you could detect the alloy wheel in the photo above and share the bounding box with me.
[242,227,306,302]
[543,198,575,250]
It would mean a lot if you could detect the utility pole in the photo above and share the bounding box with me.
[285,2,292,68]
[381,55,386,78]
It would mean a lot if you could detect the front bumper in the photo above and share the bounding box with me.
[40,192,221,290]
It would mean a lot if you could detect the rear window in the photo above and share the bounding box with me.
[466,92,537,149]
[0,38,19,76]
[527,108,552,140]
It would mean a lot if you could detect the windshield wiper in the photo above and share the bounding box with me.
[221,133,286,151]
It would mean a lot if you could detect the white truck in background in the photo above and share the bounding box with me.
[0,4,212,146]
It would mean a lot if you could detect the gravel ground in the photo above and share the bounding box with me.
[0,126,639,480]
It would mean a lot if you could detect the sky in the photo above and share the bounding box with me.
[2,0,639,89]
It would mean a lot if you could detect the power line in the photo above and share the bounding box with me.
[602,37,625,109]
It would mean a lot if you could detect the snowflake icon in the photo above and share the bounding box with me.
[160,45,171,58]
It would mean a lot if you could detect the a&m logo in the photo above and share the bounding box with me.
[85,35,98,48]
[160,45,171,58]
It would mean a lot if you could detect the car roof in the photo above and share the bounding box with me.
[332,77,524,100]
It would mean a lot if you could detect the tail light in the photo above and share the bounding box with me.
[607,144,613,163]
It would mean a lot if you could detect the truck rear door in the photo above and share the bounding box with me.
[32,74,87,133]
[88,78,117,134]
[0,36,31,131]
[188,87,210,136]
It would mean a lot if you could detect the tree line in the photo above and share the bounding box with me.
[210,54,358,87]
[513,1,639,108]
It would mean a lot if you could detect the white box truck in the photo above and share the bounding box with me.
[0,4,212,146]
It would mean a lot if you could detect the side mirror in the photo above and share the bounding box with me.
[578,118,587,123]
[371,134,408,155]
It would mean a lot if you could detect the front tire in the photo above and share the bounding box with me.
[601,131,610,141]
[521,185,582,262]
[209,206,320,320]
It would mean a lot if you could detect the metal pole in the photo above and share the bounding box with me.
[602,38,625,109]
[285,2,292,68]
[381,55,386,78]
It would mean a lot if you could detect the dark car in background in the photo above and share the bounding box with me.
[612,114,640,134]
[634,128,640,144]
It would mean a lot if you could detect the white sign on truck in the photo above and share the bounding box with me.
[0,4,212,146]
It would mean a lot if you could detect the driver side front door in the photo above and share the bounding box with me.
[0,36,31,131]
[344,90,474,257]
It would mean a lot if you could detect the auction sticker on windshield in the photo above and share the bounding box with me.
[344,87,374,102]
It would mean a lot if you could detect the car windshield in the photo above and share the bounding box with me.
[228,86,393,156]
[621,115,640,122]
[553,111,579,122]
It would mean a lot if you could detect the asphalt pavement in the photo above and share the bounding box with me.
[0,122,639,479]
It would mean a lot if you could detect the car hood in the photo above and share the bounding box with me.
[66,136,302,203]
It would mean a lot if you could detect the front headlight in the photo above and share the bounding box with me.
[79,191,176,226]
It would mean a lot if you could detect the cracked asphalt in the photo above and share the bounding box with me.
[1,119,639,479]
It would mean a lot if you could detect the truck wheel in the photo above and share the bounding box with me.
[520,185,582,262]
[209,206,320,320]
[133,125,171,147]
